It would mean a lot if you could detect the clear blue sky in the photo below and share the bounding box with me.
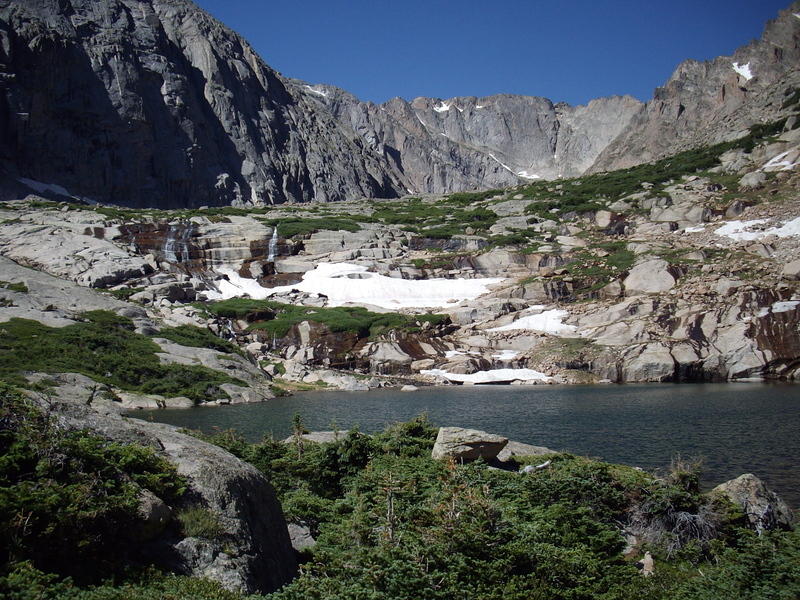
[194,0,790,106]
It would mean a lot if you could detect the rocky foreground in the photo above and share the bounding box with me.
[1,111,799,402]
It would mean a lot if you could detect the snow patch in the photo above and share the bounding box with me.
[421,368,551,384]
[304,85,329,98]
[487,154,540,180]
[732,62,753,81]
[772,301,800,314]
[714,217,800,241]
[684,225,706,233]
[488,309,576,335]
[763,150,799,172]
[433,102,451,113]
[475,104,485,109]
[206,263,505,309]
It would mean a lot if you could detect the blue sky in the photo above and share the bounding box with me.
[194,0,790,106]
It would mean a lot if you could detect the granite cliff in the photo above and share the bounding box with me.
[1,0,797,207]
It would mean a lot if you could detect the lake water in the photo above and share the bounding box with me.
[133,383,800,507]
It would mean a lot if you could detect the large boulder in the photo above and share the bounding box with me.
[431,427,508,462]
[27,384,297,594]
[623,259,677,295]
[496,440,555,463]
[711,473,794,532]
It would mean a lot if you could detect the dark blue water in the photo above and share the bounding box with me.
[132,383,800,507]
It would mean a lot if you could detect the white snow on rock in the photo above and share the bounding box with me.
[771,301,800,314]
[421,368,551,384]
[516,170,541,179]
[684,225,706,233]
[475,104,485,109]
[757,300,800,318]
[488,309,576,335]
[714,217,800,241]
[206,263,505,309]
[732,62,753,81]
[433,102,451,113]
[763,150,799,172]
[492,350,519,361]
[304,85,329,98]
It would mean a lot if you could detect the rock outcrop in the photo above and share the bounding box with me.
[431,427,508,462]
[711,473,794,532]
[25,382,297,594]
[591,2,800,172]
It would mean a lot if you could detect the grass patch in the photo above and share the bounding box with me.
[155,325,241,355]
[175,506,224,539]
[199,299,448,340]
[520,118,790,219]
[0,280,28,293]
[0,311,243,402]
[105,287,144,301]
[256,216,362,237]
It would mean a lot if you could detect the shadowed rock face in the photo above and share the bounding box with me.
[0,0,638,206]
[0,0,399,207]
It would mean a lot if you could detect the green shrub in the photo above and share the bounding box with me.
[0,281,28,293]
[156,325,241,355]
[0,384,185,582]
[0,312,242,402]
[176,507,224,540]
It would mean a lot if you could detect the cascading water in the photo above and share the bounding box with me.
[267,226,278,262]
[163,222,194,263]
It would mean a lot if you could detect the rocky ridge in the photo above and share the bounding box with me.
[0,1,798,206]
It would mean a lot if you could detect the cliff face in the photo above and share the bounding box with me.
[590,2,800,172]
[0,0,401,207]
[303,85,642,194]
[0,0,641,206]
[0,1,798,207]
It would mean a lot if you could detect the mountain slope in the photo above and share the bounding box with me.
[590,2,800,172]
[0,0,798,207]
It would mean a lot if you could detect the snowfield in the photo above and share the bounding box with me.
[488,309,576,335]
[420,368,552,384]
[714,217,800,241]
[205,263,505,309]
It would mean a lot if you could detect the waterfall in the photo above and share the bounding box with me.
[267,226,278,262]
[163,223,194,263]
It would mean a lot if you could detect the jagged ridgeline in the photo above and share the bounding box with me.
[1,0,799,207]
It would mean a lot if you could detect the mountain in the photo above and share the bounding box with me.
[0,0,798,207]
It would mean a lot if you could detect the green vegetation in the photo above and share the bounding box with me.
[0,311,242,402]
[521,118,791,220]
[176,507,225,539]
[0,281,28,293]
[1,407,797,600]
[105,286,144,300]
[156,324,241,355]
[200,298,448,340]
[370,197,498,239]
[0,384,186,584]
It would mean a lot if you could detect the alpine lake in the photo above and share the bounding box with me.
[132,382,800,508]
